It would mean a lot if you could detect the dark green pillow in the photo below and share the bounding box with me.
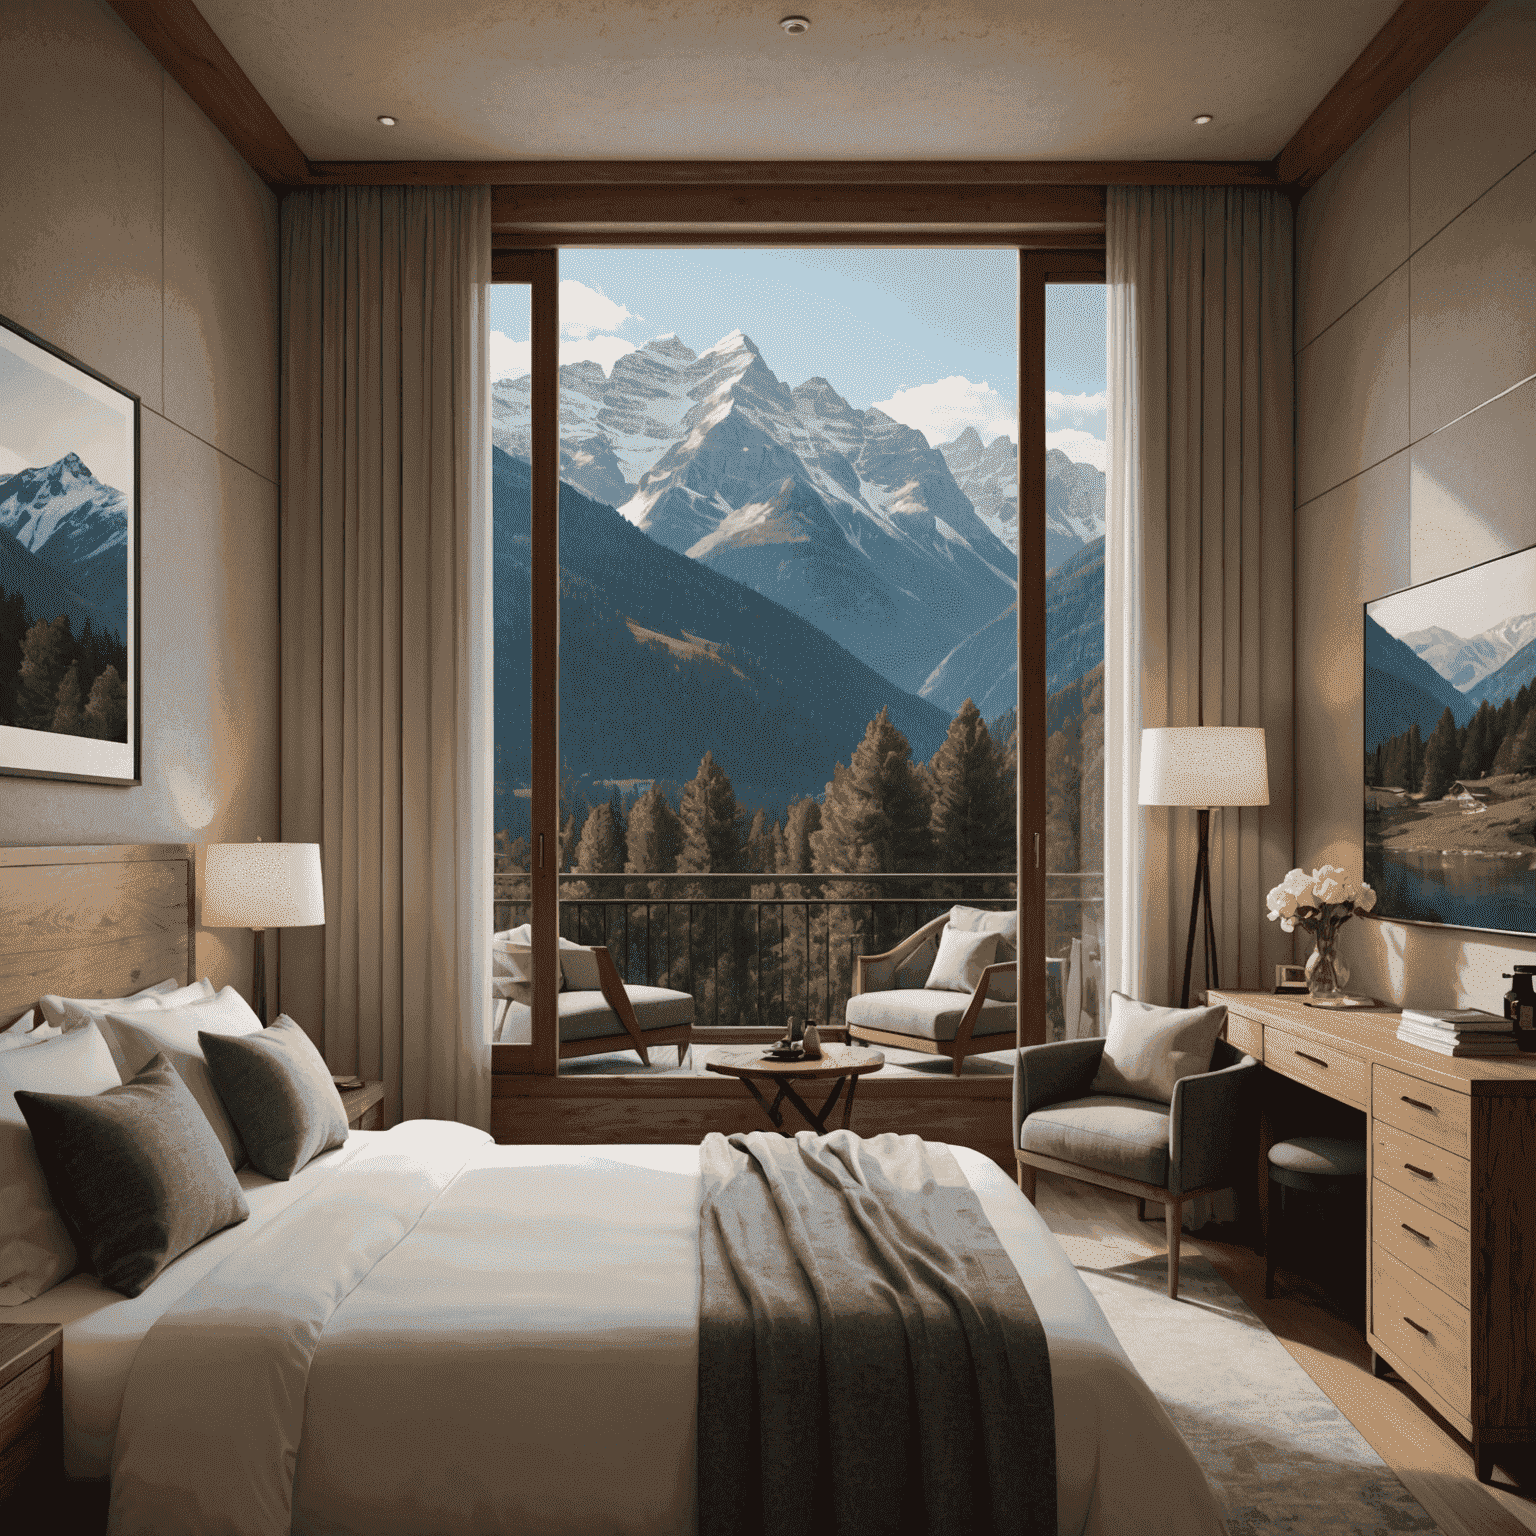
[199,1016,349,1180]
[15,1055,250,1298]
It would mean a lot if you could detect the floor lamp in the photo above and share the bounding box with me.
[202,842,326,1024]
[1139,728,1269,1008]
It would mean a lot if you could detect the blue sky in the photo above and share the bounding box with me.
[488,250,1107,469]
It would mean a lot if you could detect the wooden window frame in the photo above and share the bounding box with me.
[494,243,1104,1073]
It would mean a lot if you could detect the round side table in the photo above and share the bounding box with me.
[705,1043,885,1133]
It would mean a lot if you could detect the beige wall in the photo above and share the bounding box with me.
[1294,0,1536,1011]
[0,0,280,998]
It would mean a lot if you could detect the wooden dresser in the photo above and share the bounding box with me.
[1209,990,1536,1481]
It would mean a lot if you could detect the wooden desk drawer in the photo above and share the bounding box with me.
[1266,1025,1368,1107]
[1372,1120,1470,1231]
[1374,1181,1470,1307]
[1373,1067,1469,1157]
[0,1355,49,1450]
[1223,1012,1264,1061]
[1373,1247,1471,1417]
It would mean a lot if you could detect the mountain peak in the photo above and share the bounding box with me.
[642,333,696,362]
[947,426,984,451]
[700,329,760,361]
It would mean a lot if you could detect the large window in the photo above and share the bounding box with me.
[492,249,1103,1065]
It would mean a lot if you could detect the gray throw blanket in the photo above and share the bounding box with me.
[698,1130,1055,1536]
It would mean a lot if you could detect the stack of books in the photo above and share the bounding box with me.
[1396,1007,1520,1056]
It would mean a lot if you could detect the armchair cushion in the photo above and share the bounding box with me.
[1091,992,1228,1105]
[1019,1095,1172,1188]
[924,928,999,993]
[846,990,1014,1043]
[497,985,696,1045]
[946,906,1018,1001]
[1012,1036,1106,1140]
[1168,1047,1259,1195]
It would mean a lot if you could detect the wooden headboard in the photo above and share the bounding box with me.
[0,844,196,1030]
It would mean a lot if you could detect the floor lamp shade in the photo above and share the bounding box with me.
[1139,728,1269,1007]
[202,843,325,1022]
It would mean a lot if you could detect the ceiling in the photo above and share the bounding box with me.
[193,0,1401,164]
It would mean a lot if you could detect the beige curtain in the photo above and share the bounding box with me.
[1104,187,1295,1014]
[278,186,493,1130]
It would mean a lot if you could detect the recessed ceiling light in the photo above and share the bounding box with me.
[377,115,397,127]
[779,15,810,33]
[1192,113,1213,125]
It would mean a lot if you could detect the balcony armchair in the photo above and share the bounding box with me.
[846,911,1017,1076]
[1012,1034,1259,1297]
[493,930,693,1067]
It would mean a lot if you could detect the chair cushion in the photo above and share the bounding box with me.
[495,986,696,1045]
[846,989,1015,1042]
[947,906,1018,1002]
[925,927,999,993]
[1020,1094,1171,1187]
[1091,991,1227,1105]
[1268,1135,1366,1179]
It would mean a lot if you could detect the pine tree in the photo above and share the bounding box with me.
[80,663,128,743]
[811,708,933,876]
[0,586,30,726]
[1512,709,1536,778]
[573,801,626,874]
[51,661,85,736]
[1421,707,1460,801]
[16,616,74,732]
[782,797,821,872]
[676,752,745,874]
[1407,722,1425,794]
[744,809,773,873]
[1458,701,1494,781]
[767,820,788,875]
[625,783,682,874]
[929,699,1015,871]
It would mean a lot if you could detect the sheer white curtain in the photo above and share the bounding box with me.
[1104,186,1295,1011]
[279,186,493,1130]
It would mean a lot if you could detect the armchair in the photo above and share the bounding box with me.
[1013,1035,1259,1298]
[846,911,1017,1076]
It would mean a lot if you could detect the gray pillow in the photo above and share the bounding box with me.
[199,1016,350,1180]
[1091,992,1228,1104]
[14,1055,250,1298]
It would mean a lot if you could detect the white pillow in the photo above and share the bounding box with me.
[45,981,217,1079]
[557,939,603,993]
[925,927,999,994]
[37,976,182,1031]
[946,906,1019,1002]
[0,1018,62,1054]
[0,1023,121,1305]
[103,988,265,1170]
[1091,992,1229,1105]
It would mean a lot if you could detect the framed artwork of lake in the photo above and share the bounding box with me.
[0,314,138,785]
[1364,544,1536,936]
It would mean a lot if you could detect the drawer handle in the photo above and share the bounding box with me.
[1295,1050,1329,1068]
[1403,1315,1431,1337]
[1401,1223,1434,1246]
[1401,1095,1435,1113]
[1403,1163,1436,1181]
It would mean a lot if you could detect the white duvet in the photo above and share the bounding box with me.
[94,1121,1225,1536]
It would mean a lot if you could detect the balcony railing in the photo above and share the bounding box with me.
[493,870,1103,1039]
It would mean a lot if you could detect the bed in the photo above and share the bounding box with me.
[0,845,1228,1536]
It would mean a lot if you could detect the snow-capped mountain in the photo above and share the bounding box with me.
[938,430,1105,571]
[0,453,129,639]
[492,332,1018,696]
[1401,613,1536,693]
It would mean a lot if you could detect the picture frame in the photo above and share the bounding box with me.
[0,312,139,785]
[1363,544,1536,938]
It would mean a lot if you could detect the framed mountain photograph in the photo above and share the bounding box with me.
[0,313,138,784]
[1364,545,1536,936]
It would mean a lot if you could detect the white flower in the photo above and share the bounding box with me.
[1355,883,1376,913]
[1315,877,1347,905]
[1282,868,1313,897]
[1280,917,1296,933]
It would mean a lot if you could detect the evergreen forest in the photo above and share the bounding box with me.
[0,583,129,741]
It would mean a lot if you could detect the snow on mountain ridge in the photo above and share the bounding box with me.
[1402,613,1536,692]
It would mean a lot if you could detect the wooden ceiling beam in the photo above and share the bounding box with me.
[1275,0,1491,189]
[104,0,310,187]
[492,230,1107,252]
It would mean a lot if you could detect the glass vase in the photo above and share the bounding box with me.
[1305,924,1350,1003]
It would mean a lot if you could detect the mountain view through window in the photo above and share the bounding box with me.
[492,253,1104,1041]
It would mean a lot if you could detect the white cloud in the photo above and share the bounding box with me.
[1046,389,1107,424]
[489,330,639,381]
[1047,428,1106,471]
[0,445,33,477]
[872,375,1015,446]
[559,279,640,339]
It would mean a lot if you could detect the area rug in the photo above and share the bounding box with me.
[1078,1252,1442,1535]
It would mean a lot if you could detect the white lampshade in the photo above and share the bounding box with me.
[202,843,325,930]
[1138,727,1269,808]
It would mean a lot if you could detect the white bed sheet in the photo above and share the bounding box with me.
[2,1130,388,1478]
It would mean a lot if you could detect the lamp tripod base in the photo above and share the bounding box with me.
[1180,809,1219,1009]
[251,928,268,1026]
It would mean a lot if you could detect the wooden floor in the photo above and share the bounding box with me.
[1033,1169,1536,1536]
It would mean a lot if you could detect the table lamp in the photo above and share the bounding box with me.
[202,841,325,1024]
[1139,727,1269,1007]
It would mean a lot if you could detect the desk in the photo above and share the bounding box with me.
[1210,990,1536,1481]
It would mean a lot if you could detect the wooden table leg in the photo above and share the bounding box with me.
[779,1077,845,1134]
[842,1071,860,1130]
[738,1076,785,1128]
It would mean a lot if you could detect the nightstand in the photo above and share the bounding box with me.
[0,1323,63,1519]
[340,1080,386,1130]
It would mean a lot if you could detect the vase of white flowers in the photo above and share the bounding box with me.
[1265,865,1376,1005]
